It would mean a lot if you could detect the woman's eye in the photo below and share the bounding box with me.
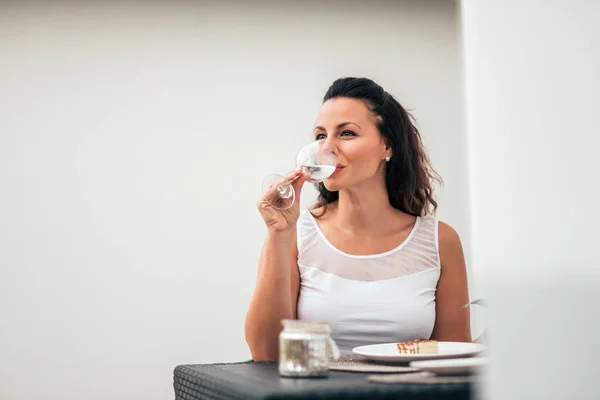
[315,133,326,140]
[341,130,356,137]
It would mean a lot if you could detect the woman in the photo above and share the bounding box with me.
[245,77,471,361]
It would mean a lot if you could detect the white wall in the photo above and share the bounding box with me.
[0,2,467,399]
[461,1,600,399]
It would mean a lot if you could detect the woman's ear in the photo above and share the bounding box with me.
[383,139,392,159]
[383,136,391,150]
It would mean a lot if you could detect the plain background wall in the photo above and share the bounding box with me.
[0,1,471,399]
[461,1,600,399]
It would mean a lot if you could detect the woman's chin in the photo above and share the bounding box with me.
[323,179,343,192]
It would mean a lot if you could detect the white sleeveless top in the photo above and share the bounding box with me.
[296,208,441,353]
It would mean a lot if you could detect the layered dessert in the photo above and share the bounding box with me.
[396,339,438,354]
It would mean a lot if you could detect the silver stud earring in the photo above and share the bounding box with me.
[385,156,391,162]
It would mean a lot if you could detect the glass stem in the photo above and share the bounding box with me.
[287,174,301,185]
[281,166,306,187]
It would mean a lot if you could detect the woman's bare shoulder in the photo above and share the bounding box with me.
[438,221,462,247]
[436,221,465,268]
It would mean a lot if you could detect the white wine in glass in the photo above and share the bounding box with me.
[262,140,338,209]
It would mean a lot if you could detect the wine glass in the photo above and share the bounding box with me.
[262,140,338,209]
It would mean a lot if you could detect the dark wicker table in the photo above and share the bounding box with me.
[173,361,475,399]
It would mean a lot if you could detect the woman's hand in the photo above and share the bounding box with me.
[257,167,310,233]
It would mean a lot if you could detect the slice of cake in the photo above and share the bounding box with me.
[396,339,438,354]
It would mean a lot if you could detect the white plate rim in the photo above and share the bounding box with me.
[351,341,487,362]
[409,357,489,375]
[410,357,489,368]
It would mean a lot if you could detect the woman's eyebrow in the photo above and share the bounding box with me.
[314,122,361,131]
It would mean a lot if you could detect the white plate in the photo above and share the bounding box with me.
[410,357,489,376]
[352,341,487,363]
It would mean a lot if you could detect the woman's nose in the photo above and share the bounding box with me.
[322,138,339,156]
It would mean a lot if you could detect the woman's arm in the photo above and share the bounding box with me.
[244,230,300,361]
[430,222,472,342]
[245,167,308,361]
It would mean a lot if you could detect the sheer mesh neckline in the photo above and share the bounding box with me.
[304,208,421,260]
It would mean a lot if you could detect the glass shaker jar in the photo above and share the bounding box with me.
[278,319,341,378]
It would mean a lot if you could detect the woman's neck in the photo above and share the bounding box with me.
[332,178,400,233]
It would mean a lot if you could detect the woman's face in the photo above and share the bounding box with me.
[313,97,390,192]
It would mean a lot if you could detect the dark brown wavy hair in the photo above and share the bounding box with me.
[312,77,442,217]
